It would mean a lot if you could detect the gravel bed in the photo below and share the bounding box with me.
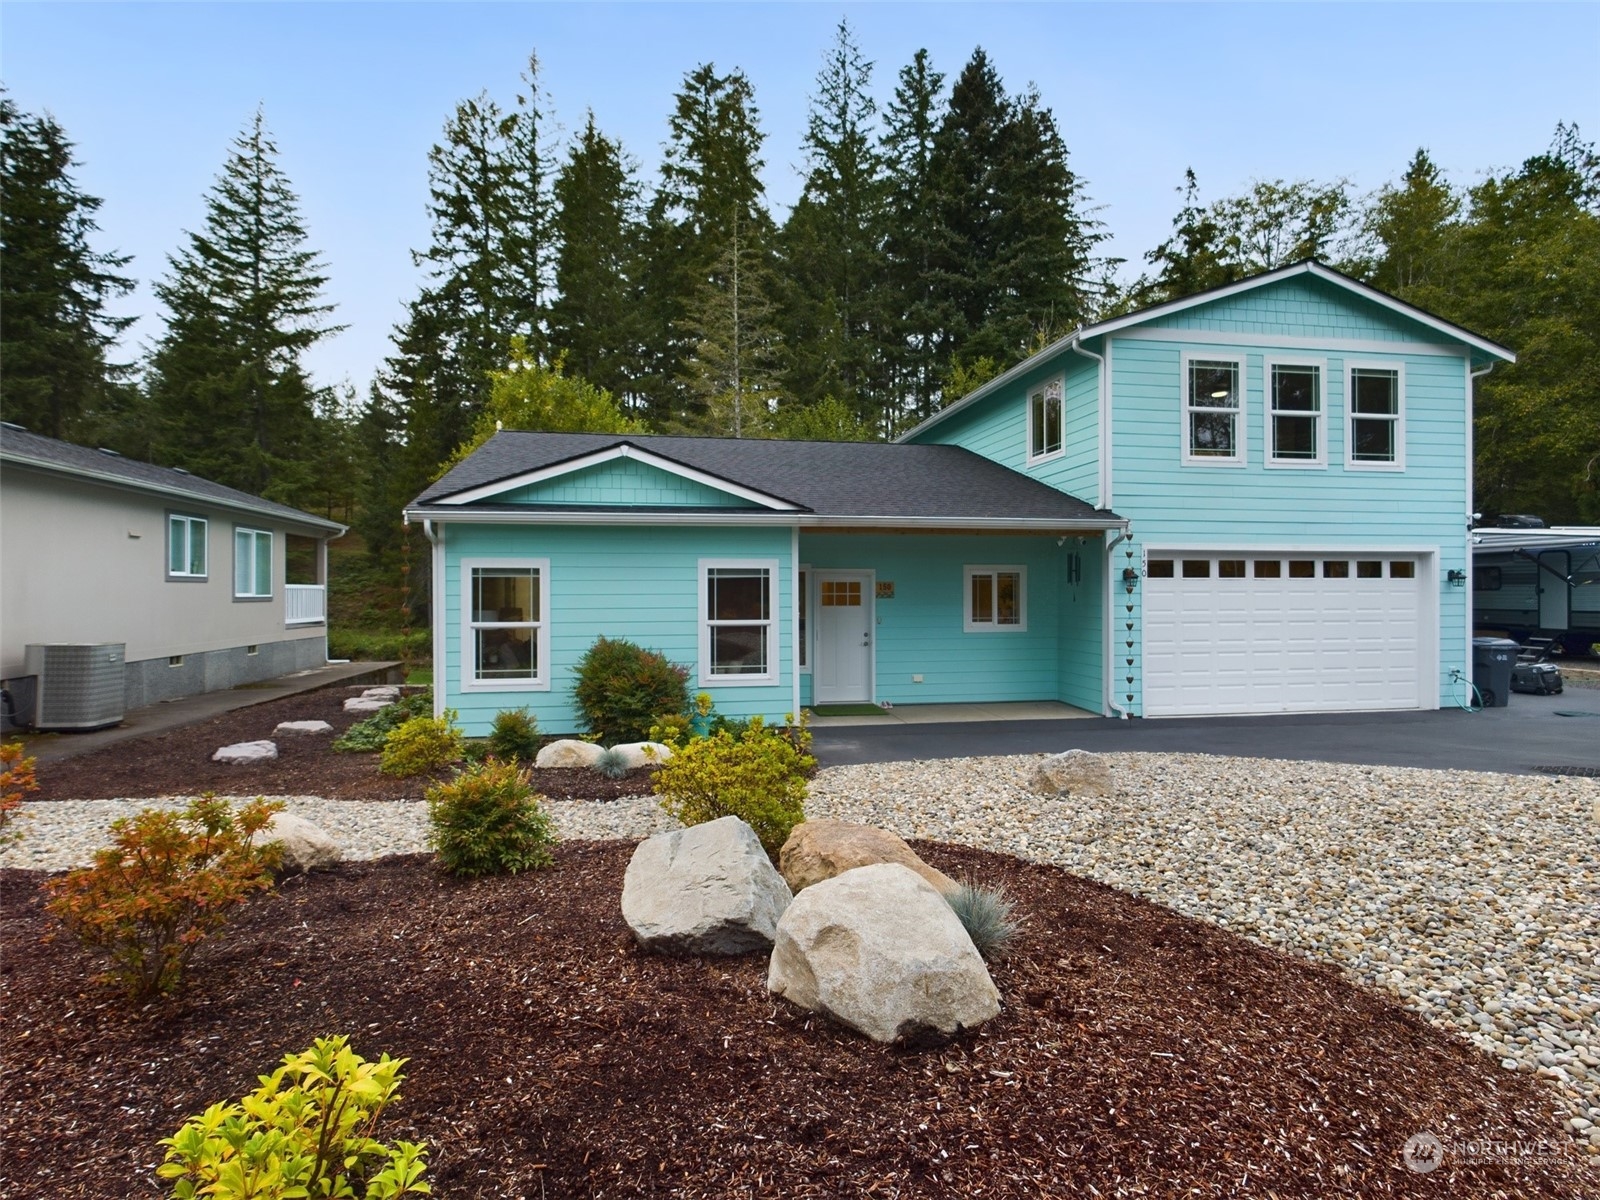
[6,752,1597,1154]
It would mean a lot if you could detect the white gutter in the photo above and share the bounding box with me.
[1068,335,1108,509]
[1104,528,1132,719]
[403,509,1126,533]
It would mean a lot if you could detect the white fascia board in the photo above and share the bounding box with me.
[405,508,1128,533]
[434,443,801,511]
[0,454,347,537]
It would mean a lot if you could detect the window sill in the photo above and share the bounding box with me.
[462,678,550,693]
[1180,456,1247,468]
[1263,460,1327,470]
[1025,448,1065,469]
[698,673,779,689]
[1344,461,1406,473]
[962,624,1029,634]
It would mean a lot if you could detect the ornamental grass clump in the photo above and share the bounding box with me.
[945,881,1024,960]
[593,747,631,779]
[43,795,283,1001]
[427,759,555,878]
[379,711,463,777]
[157,1034,430,1199]
[652,714,813,856]
[573,636,689,744]
[487,706,540,762]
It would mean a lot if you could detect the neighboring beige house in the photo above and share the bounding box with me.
[1,424,345,724]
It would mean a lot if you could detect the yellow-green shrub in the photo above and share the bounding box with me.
[652,714,813,855]
[426,759,555,878]
[156,1034,429,1199]
[379,711,463,777]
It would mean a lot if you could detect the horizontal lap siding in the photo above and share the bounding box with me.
[497,459,759,507]
[1110,329,1470,711]
[1057,535,1106,712]
[801,533,1064,705]
[442,524,791,736]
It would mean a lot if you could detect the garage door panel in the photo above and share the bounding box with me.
[1145,551,1426,716]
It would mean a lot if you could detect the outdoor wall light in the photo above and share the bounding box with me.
[1447,568,1467,587]
[1122,567,1140,585]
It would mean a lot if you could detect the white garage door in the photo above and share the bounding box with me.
[1142,552,1428,716]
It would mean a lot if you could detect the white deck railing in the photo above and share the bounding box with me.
[285,584,326,626]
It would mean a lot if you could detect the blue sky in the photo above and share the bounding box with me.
[4,1,1597,396]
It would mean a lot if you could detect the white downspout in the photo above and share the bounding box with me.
[420,518,445,719]
[1068,335,1108,510]
[791,524,801,721]
[1104,528,1132,719]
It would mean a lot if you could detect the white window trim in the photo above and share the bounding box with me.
[963,565,1028,633]
[698,558,779,687]
[1025,375,1065,466]
[1180,351,1246,467]
[1264,355,1327,469]
[1344,360,1407,472]
[167,512,208,581]
[233,527,273,599]
[460,557,551,692]
[798,564,812,674]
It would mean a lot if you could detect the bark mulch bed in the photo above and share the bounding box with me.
[26,688,651,803]
[0,841,1588,1199]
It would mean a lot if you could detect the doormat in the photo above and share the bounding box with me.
[809,704,892,717]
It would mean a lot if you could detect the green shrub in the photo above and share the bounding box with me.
[43,796,283,1001]
[427,759,556,878]
[156,1034,429,1199]
[593,747,631,779]
[327,628,432,665]
[653,715,813,856]
[487,707,540,762]
[333,690,433,753]
[648,712,691,744]
[945,882,1023,959]
[573,636,689,744]
[379,712,463,777]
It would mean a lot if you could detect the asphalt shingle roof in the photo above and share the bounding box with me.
[412,432,1118,524]
[0,424,345,533]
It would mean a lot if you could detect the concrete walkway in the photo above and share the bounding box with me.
[811,682,1600,776]
[15,661,403,764]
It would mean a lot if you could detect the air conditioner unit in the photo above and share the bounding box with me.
[24,643,126,731]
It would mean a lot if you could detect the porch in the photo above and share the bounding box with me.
[806,699,1097,727]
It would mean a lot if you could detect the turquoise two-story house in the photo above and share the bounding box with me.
[406,262,1513,735]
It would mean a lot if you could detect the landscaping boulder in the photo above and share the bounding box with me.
[212,740,277,764]
[273,720,334,737]
[343,697,391,714]
[1027,749,1115,799]
[609,741,674,769]
[767,863,1000,1044]
[535,739,605,769]
[622,816,792,955]
[265,812,341,873]
[780,819,958,897]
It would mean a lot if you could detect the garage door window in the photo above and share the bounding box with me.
[1324,560,1349,578]
[1254,560,1281,578]
[1267,360,1325,467]
[1288,560,1315,579]
[1390,561,1415,579]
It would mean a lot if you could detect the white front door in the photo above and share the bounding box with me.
[813,570,873,704]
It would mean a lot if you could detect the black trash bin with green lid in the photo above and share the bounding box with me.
[1472,637,1518,708]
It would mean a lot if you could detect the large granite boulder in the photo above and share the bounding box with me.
[212,740,278,764]
[274,720,333,737]
[535,739,605,769]
[622,816,792,955]
[1026,749,1115,799]
[779,820,958,897]
[609,741,674,769]
[767,863,1000,1044]
[264,812,341,873]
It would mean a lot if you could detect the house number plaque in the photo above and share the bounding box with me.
[876,581,895,599]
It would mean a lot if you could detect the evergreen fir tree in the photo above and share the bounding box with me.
[0,94,134,440]
[879,48,950,427]
[145,109,339,500]
[548,112,646,404]
[680,210,783,437]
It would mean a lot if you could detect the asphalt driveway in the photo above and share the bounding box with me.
[811,682,1600,776]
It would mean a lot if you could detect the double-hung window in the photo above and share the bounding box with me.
[700,560,777,685]
[1028,377,1064,464]
[964,566,1026,632]
[168,514,207,580]
[1182,355,1243,464]
[464,559,548,688]
[1266,359,1325,467]
[233,528,272,599]
[1346,364,1404,469]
